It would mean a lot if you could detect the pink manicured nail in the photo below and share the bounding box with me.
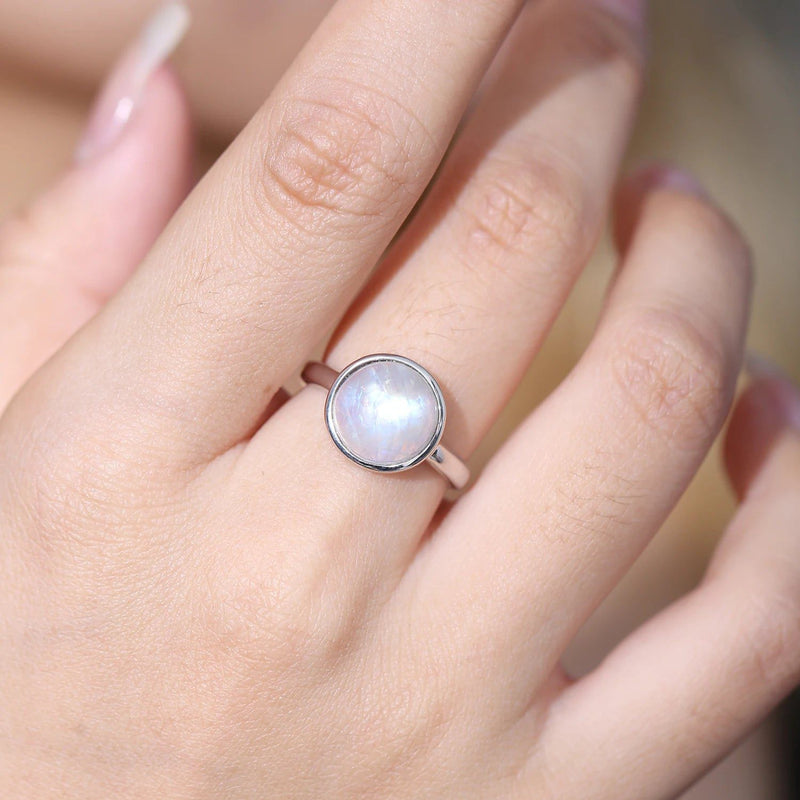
[627,163,708,200]
[75,2,190,163]
[593,0,647,30]
[745,351,786,382]
[745,351,800,430]
[652,167,707,198]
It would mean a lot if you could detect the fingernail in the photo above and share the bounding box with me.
[593,0,647,31]
[632,164,708,199]
[744,351,800,430]
[654,168,707,197]
[75,2,190,163]
[744,351,785,381]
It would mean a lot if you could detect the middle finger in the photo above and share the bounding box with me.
[16,0,526,463]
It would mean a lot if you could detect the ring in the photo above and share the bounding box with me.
[302,354,469,489]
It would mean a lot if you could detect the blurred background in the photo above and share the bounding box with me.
[0,1,797,796]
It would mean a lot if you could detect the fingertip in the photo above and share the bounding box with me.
[724,361,800,500]
[613,163,708,254]
[76,62,194,188]
[62,63,194,298]
[99,62,195,200]
[74,1,191,164]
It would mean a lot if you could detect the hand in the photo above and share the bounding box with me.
[1,1,798,798]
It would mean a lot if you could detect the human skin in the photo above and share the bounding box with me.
[0,0,333,141]
[1,0,799,798]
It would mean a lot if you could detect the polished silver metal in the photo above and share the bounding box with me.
[326,354,445,473]
[302,355,470,489]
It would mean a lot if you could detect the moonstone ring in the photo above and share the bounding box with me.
[301,355,469,489]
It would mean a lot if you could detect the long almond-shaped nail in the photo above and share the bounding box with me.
[75,2,190,163]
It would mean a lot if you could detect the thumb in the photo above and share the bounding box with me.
[0,2,192,409]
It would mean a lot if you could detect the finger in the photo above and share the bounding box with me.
[725,354,800,498]
[240,0,647,580]
[0,3,192,410]
[328,0,646,451]
[523,371,800,800]
[27,0,528,462]
[612,162,706,254]
[404,168,752,721]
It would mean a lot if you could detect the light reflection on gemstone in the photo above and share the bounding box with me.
[328,359,441,469]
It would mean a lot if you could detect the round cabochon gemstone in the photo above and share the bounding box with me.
[328,358,441,469]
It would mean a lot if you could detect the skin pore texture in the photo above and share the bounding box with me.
[0,1,799,798]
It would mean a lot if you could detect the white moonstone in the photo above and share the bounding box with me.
[329,360,440,468]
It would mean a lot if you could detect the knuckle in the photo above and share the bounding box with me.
[202,559,321,670]
[610,309,732,446]
[3,396,182,555]
[455,156,587,288]
[258,81,430,229]
[203,501,363,672]
[731,584,800,698]
[6,448,123,568]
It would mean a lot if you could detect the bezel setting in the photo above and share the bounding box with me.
[324,354,446,474]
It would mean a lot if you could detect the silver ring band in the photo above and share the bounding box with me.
[302,355,469,490]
